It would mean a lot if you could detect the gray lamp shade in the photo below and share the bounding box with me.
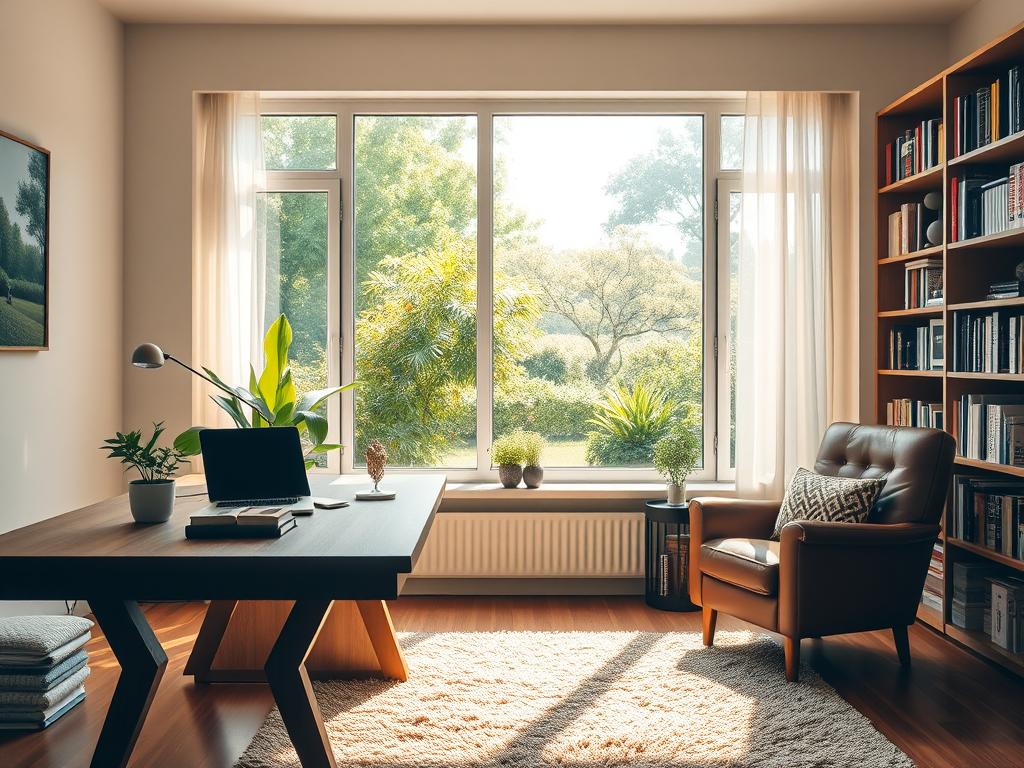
[131,343,166,369]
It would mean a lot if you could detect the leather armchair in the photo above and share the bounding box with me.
[689,422,955,682]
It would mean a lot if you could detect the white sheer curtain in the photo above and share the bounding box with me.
[193,92,266,427]
[735,92,858,498]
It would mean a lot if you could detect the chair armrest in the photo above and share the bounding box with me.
[688,497,781,605]
[778,520,939,639]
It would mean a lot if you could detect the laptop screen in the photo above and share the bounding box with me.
[199,427,311,502]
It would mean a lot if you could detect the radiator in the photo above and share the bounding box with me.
[411,513,645,578]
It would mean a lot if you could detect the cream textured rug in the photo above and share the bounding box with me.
[236,631,913,768]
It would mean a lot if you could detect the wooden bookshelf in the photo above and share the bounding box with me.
[875,19,1024,677]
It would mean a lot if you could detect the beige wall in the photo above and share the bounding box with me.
[0,0,123,611]
[123,23,949,440]
[948,0,1024,61]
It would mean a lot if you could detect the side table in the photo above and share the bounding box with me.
[644,500,698,612]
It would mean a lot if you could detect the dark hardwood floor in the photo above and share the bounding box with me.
[1,597,1022,768]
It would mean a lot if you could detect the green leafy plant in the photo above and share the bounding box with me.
[585,383,675,467]
[654,424,702,486]
[492,431,526,466]
[174,314,355,468]
[101,422,186,483]
[521,431,545,466]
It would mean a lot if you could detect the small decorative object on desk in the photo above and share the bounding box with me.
[521,431,545,489]
[100,422,186,524]
[492,432,525,489]
[356,440,396,501]
[653,422,701,506]
[0,616,93,731]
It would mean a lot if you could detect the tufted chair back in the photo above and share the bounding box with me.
[812,422,955,525]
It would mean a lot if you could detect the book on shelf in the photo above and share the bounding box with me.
[987,279,1022,300]
[990,576,1024,652]
[950,173,994,242]
[951,560,999,630]
[888,321,943,371]
[953,65,1024,158]
[884,118,942,186]
[952,394,1024,466]
[921,540,944,612]
[902,258,942,308]
[885,398,943,429]
[952,475,1024,559]
[950,309,1024,373]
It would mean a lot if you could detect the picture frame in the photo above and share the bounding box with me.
[0,128,49,351]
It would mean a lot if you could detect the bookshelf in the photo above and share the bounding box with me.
[876,20,1024,674]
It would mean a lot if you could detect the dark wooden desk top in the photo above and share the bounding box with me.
[0,474,444,602]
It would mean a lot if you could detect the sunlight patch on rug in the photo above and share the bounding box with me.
[236,630,913,768]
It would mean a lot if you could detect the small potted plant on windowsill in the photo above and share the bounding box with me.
[101,422,187,523]
[653,423,701,506]
[492,432,525,488]
[521,431,546,489]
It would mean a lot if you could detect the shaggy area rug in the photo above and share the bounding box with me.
[236,630,913,768]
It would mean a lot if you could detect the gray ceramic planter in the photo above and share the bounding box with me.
[498,464,523,489]
[523,465,544,489]
[128,479,176,523]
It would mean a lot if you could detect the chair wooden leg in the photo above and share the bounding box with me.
[784,637,800,682]
[892,624,912,667]
[702,606,718,647]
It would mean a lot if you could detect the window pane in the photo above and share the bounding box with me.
[720,115,744,171]
[353,116,477,468]
[258,191,330,464]
[727,191,740,468]
[261,115,337,170]
[493,115,704,468]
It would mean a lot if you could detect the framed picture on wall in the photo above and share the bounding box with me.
[0,129,49,350]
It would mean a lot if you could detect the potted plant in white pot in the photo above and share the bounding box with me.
[653,423,701,506]
[492,432,525,488]
[101,422,186,523]
[521,431,546,489]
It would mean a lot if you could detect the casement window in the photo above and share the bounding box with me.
[261,99,742,481]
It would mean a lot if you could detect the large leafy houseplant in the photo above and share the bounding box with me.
[174,315,355,468]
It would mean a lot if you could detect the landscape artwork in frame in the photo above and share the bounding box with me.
[0,129,49,350]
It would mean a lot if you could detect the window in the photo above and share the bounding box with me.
[720,115,744,171]
[260,101,740,481]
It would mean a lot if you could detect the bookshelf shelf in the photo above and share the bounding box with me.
[876,19,1024,679]
[877,164,943,195]
[878,306,943,318]
[947,537,1024,572]
[878,244,945,265]
[949,129,1024,167]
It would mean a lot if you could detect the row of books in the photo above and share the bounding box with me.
[886,204,939,258]
[903,258,943,310]
[952,476,1024,558]
[951,561,992,632]
[950,164,1024,242]
[952,64,1024,157]
[950,310,1024,373]
[951,394,1024,466]
[888,320,943,371]
[885,398,943,429]
[185,505,299,539]
[884,119,942,186]
[921,540,943,613]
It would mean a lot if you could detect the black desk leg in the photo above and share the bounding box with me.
[265,599,337,768]
[89,599,168,768]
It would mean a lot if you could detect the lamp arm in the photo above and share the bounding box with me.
[164,354,264,414]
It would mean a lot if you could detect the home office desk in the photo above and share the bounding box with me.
[0,473,444,768]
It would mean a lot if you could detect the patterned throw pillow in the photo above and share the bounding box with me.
[771,468,885,540]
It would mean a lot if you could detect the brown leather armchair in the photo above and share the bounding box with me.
[689,422,955,682]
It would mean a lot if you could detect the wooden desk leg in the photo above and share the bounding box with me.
[265,599,337,768]
[89,599,168,768]
[356,600,408,682]
[183,600,238,683]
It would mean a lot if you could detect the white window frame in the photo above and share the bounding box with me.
[262,98,743,483]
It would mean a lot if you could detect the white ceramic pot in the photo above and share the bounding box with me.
[667,482,686,506]
[128,479,176,523]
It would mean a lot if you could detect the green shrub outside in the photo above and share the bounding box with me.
[10,279,44,304]
[494,378,598,439]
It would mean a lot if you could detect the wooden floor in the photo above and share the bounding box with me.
[1,597,1022,768]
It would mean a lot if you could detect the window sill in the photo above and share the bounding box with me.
[443,481,736,501]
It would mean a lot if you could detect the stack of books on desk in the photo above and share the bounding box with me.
[185,505,298,539]
[0,616,92,731]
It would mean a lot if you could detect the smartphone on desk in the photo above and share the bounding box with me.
[313,497,349,510]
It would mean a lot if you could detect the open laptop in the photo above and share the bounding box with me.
[196,427,313,514]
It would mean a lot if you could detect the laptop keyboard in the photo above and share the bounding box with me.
[217,497,300,507]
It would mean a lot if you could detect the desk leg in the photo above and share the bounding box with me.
[183,600,238,683]
[265,599,337,768]
[89,599,168,768]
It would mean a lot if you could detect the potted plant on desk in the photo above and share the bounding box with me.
[653,423,701,506]
[100,422,186,523]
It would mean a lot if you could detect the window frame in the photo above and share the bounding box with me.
[262,98,743,482]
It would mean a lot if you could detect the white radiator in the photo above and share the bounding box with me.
[411,513,645,578]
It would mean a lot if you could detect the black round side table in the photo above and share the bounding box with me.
[644,500,698,612]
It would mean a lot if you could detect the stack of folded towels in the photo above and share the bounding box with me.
[0,616,92,731]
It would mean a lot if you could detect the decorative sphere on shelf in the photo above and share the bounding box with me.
[926,219,943,247]
[923,191,942,211]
